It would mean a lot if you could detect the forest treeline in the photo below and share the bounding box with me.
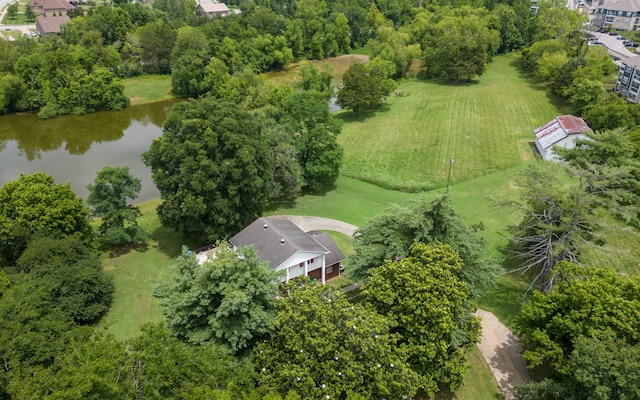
[1,0,545,117]
[4,0,640,398]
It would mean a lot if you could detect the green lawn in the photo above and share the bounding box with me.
[122,75,174,105]
[434,346,502,400]
[336,53,565,192]
[270,175,418,227]
[103,53,627,400]
[100,199,199,340]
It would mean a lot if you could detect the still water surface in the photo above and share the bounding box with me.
[0,99,179,202]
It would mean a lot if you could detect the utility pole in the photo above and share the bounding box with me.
[445,158,454,194]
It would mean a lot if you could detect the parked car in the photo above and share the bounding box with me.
[618,35,626,40]
[609,31,619,35]
[591,40,603,45]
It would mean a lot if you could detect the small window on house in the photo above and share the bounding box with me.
[326,265,333,274]
[309,258,314,264]
[300,262,304,268]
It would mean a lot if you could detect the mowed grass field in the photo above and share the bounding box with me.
[336,53,564,192]
[122,75,173,105]
[107,53,636,399]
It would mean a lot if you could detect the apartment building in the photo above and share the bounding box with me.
[593,0,640,30]
[615,55,640,102]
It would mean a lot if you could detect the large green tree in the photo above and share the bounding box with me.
[87,166,147,247]
[135,20,177,74]
[336,62,394,115]
[142,98,271,241]
[361,242,480,397]
[514,333,640,400]
[515,262,640,373]
[349,195,497,298]
[255,280,421,399]
[170,26,211,97]
[0,276,80,374]
[283,91,343,191]
[155,244,280,353]
[16,236,113,323]
[0,173,93,266]
[421,14,499,82]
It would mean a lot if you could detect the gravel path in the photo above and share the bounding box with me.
[278,215,529,399]
[474,309,529,400]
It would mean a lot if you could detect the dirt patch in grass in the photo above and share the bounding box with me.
[262,54,369,86]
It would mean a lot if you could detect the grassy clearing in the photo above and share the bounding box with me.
[262,54,369,87]
[122,75,174,105]
[433,346,502,400]
[100,200,200,340]
[335,53,564,192]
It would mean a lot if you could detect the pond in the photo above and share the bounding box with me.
[0,99,180,202]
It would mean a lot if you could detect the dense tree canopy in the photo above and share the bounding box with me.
[336,61,396,115]
[515,262,640,373]
[87,166,147,247]
[0,277,80,373]
[256,280,420,399]
[0,173,93,266]
[349,195,498,298]
[16,236,114,323]
[421,13,499,82]
[8,324,262,399]
[142,98,271,241]
[155,245,280,353]
[361,242,480,397]
[514,333,640,400]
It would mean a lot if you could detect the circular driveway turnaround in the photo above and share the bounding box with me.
[274,214,529,400]
[271,215,357,236]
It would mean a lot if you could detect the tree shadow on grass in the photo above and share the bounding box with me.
[423,76,482,87]
[148,224,200,259]
[264,182,339,213]
[335,109,379,123]
[104,241,149,258]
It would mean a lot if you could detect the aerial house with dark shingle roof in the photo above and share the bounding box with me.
[228,217,345,284]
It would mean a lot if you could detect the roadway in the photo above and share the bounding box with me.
[590,30,638,60]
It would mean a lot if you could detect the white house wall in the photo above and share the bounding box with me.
[535,139,549,161]
[542,133,588,162]
[275,251,326,282]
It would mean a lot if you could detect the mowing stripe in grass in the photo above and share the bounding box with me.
[337,53,563,192]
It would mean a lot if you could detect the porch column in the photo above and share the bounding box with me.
[286,268,290,283]
[304,260,308,277]
[321,256,326,284]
